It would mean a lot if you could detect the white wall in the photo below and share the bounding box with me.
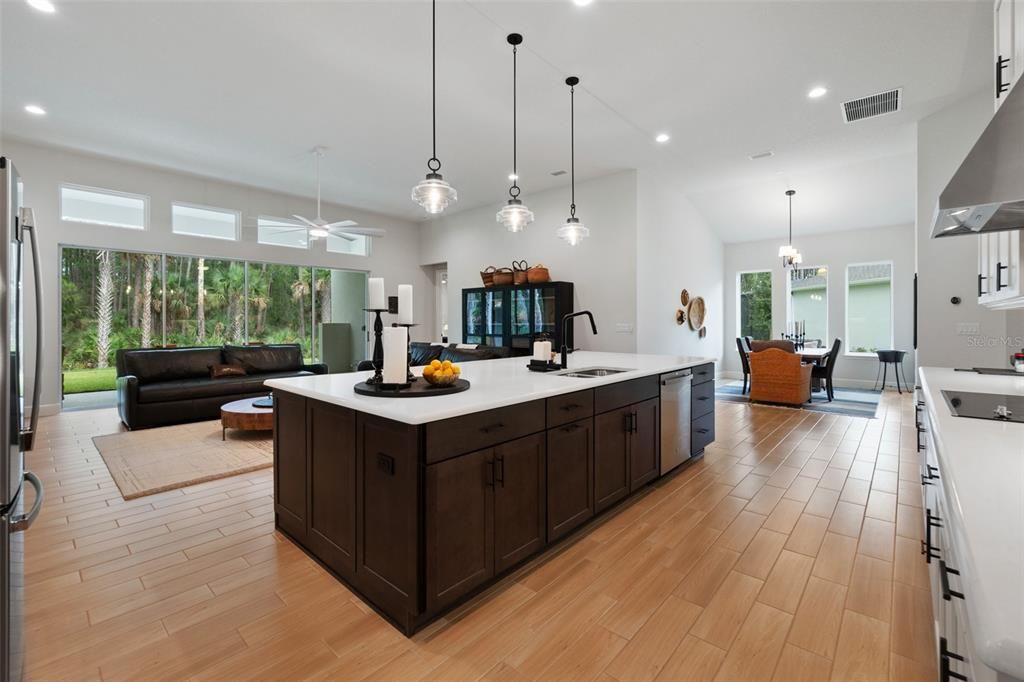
[722,224,916,389]
[915,94,1024,368]
[419,171,640,352]
[3,138,431,414]
[636,168,724,362]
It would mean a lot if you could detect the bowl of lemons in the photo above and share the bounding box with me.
[422,359,461,387]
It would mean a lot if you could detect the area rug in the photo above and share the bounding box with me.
[93,420,273,500]
[715,380,882,418]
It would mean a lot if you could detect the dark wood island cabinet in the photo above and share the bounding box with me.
[271,360,715,635]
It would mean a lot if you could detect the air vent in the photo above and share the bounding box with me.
[842,88,902,123]
[749,151,774,160]
[551,170,567,177]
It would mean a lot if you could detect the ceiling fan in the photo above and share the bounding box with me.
[290,147,385,242]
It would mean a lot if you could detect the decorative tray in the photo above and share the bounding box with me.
[354,378,470,398]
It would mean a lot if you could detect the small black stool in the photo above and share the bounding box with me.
[874,350,909,394]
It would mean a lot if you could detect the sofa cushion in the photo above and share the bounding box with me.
[119,347,225,384]
[440,346,506,363]
[223,344,303,373]
[410,342,444,367]
[136,370,313,404]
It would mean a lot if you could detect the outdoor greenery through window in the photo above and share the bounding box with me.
[61,246,366,396]
[738,271,772,340]
[789,266,828,344]
[846,262,893,354]
[171,203,239,240]
[60,185,147,229]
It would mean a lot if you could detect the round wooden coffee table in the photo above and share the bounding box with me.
[220,397,273,440]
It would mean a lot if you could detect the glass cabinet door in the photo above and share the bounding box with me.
[464,291,484,344]
[532,286,557,340]
[483,289,505,346]
[510,288,532,351]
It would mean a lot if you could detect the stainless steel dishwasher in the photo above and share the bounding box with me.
[660,369,693,475]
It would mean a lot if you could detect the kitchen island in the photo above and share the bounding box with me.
[917,368,1024,681]
[265,351,716,634]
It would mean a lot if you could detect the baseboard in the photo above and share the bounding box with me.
[717,372,909,391]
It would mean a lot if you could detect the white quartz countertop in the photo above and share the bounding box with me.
[918,367,1024,679]
[265,351,716,425]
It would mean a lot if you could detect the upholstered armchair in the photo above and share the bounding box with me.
[749,347,812,406]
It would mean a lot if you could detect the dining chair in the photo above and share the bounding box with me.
[811,338,842,401]
[735,337,752,394]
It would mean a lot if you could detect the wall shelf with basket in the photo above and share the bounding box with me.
[462,281,574,356]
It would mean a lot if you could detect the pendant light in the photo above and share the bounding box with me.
[779,189,803,268]
[411,0,457,214]
[557,76,589,246]
[496,33,534,233]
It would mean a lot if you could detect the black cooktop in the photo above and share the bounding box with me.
[941,390,1024,423]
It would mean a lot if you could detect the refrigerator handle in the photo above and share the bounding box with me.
[11,471,43,533]
[19,208,43,451]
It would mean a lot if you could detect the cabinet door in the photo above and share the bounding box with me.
[483,289,506,347]
[629,398,660,492]
[510,287,533,353]
[594,407,630,512]
[273,391,307,541]
[997,0,1017,109]
[979,234,991,301]
[464,290,484,344]
[307,401,356,577]
[532,286,558,342]
[425,449,494,613]
[546,419,594,542]
[1002,230,1021,297]
[493,433,546,573]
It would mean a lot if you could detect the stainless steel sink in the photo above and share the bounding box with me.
[557,367,633,378]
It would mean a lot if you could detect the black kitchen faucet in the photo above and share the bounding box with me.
[561,310,598,368]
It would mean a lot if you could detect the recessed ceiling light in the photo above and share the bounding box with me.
[655,133,670,143]
[26,0,56,13]
[508,173,518,181]
[807,86,828,99]
[24,104,46,116]
[573,0,593,6]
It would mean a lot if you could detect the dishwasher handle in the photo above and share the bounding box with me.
[661,370,692,386]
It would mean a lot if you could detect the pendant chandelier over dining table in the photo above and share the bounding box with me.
[779,189,802,269]
[557,76,589,246]
[496,33,534,233]
[410,0,458,215]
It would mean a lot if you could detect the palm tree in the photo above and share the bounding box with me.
[196,257,206,344]
[95,250,113,368]
[291,270,311,341]
[140,254,156,347]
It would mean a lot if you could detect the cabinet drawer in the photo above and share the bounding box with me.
[546,390,594,428]
[691,411,715,455]
[692,380,715,419]
[426,400,545,463]
[594,376,658,414]
[692,363,715,386]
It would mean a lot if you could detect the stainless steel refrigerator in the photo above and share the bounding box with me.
[0,157,44,682]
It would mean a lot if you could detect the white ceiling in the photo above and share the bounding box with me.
[1,0,992,242]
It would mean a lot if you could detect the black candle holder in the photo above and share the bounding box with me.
[396,323,419,384]
[364,308,387,384]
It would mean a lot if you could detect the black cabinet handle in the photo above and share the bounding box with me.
[623,413,632,433]
[480,422,505,434]
[562,422,582,433]
[921,474,933,487]
[922,509,942,563]
[978,273,988,297]
[940,637,968,681]
[631,412,638,433]
[560,403,583,411]
[997,54,1011,98]
[939,560,964,601]
[486,459,495,488]
[696,396,710,401]
[496,455,505,487]
[928,465,939,479]
[696,428,710,435]
[997,262,1009,291]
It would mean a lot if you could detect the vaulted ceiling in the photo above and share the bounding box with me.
[1,0,991,242]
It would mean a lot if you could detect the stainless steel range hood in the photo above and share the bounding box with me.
[932,82,1024,238]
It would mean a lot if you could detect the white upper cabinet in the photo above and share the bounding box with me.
[995,0,1022,109]
[978,230,1024,308]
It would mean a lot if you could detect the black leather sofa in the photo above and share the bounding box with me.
[357,343,511,372]
[116,344,327,430]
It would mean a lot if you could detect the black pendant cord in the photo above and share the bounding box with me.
[509,43,519,199]
[569,80,576,218]
[788,193,792,244]
[427,0,440,173]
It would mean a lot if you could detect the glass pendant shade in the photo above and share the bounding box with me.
[557,217,590,246]
[412,172,458,214]
[778,244,797,258]
[496,199,534,232]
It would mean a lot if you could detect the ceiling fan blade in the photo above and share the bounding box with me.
[330,232,358,242]
[333,227,386,237]
[291,214,320,229]
[323,220,359,229]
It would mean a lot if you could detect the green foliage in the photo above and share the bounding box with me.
[63,367,117,394]
[739,271,772,340]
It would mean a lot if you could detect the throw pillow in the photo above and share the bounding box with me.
[210,363,247,378]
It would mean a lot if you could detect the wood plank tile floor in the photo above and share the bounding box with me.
[24,393,936,681]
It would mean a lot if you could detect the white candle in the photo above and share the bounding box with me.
[398,284,414,325]
[533,340,552,362]
[368,277,386,310]
[382,326,407,384]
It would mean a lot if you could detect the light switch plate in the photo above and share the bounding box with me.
[615,323,634,333]
[956,322,980,335]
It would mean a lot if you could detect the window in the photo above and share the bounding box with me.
[257,217,308,249]
[172,203,239,240]
[788,266,828,344]
[326,233,370,256]
[60,184,147,229]
[246,262,312,352]
[737,271,772,340]
[846,262,893,355]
